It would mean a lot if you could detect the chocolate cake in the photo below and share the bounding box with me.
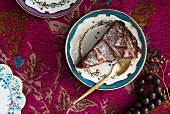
[77,20,140,68]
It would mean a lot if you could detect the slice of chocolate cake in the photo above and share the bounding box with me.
[77,20,140,68]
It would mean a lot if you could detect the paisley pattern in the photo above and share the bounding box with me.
[0,0,170,113]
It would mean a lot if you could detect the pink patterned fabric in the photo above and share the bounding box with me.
[0,0,170,114]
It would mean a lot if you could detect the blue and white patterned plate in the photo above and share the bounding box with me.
[65,10,147,90]
[0,64,26,114]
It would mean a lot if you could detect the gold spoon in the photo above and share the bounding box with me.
[73,59,131,104]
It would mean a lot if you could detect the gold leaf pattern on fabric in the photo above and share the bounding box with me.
[56,86,97,113]
[99,99,119,114]
[124,82,135,95]
[64,5,91,24]
[142,48,170,102]
[45,19,70,37]
[71,99,97,112]
[0,49,10,64]
[149,101,170,114]
[155,58,170,99]
[0,9,30,56]
[141,48,163,75]
[9,43,19,56]
[131,0,156,27]
[64,6,81,24]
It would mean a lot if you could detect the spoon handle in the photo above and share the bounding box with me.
[73,73,114,104]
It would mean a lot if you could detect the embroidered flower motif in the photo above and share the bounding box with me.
[142,48,164,75]
[56,86,97,114]
[99,99,119,114]
[13,56,24,68]
[131,0,156,27]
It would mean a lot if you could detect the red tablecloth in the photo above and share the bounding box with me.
[0,0,170,113]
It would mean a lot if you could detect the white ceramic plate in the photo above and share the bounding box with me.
[65,10,147,90]
[25,0,77,14]
[0,64,26,114]
[16,0,83,18]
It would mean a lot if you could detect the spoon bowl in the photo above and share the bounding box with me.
[111,59,132,76]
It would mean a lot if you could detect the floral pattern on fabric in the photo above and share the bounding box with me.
[0,0,170,113]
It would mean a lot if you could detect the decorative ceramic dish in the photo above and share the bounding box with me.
[65,10,147,90]
[16,0,83,18]
[0,64,26,114]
